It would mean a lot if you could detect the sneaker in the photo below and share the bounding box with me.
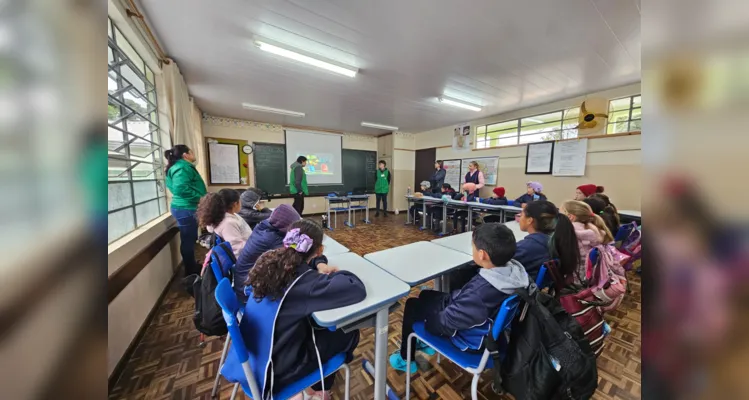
[383,212,388,217]
[375,212,380,217]
[416,339,436,356]
[389,352,417,373]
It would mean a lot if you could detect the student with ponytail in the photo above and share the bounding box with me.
[165,145,207,276]
[196,189,251,257]
[245,220,366,400]
[515,200,580,280]
[583,196,621,237]
[560,200,615,283]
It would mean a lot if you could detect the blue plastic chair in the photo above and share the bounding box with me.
[405,294,521,400]
[507,199,515,206]
[208,236,239,397]
[535,265,547,288]
[214,278,351,400]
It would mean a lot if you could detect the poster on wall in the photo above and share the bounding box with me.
[460,156,499,185]
[442,159,462,188]
[452,123,472,152]
[525,141,554,174]
[552,138,588,176]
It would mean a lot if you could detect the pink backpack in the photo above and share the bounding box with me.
[585,245,628,312]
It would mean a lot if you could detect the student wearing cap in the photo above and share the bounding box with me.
[238,188,272,229]
[482,186,508,205]
[514,181,547,207]
[575,184,605,201]
[409,181,435,223]
[234,204,301,300]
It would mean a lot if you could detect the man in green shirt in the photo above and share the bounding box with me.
[289,156,308,215]
[374,160,391,217]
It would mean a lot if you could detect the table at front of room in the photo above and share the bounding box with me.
[325,196,350,230]
[431,221,529,255]
[311,252,411,400]
[346,194,371,226]
[322,234,350,256]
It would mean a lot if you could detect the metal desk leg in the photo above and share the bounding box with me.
[373,308,389,400]
[421,201,427,230]
[346,201,354,228]
[365,198,371,223]
[467,207,474,231]
[406,199,411,224]
[434,277,442,292]
[441,203,448,235]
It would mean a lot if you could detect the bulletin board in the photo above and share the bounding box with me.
[205,137,250,185]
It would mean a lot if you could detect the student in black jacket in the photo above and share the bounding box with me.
[430,160,447,194]
[237,188,272,229]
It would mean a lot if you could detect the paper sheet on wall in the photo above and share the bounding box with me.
[460,156,499,185]
[526,142,554,173]
[442,160,462,188]
[208,142,240,183]
[552,139,588,176]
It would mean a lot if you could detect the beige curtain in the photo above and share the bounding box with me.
[162,59,206,178]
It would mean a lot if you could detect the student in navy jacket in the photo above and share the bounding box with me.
[430,183,459,229]
[245,219,366,399]
[234,204,301,299]
[409,181,437,223]
[514,181,547,206]
[389,223,529,373]
[480,187,509,223]
[515,200,580,281]
[452,182,479,233]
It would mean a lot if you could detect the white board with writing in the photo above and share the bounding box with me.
[553,139,588,176]
[208,142,241,184]
[526,141,554,174]
[442,160,462,188]
[461,156,499,185]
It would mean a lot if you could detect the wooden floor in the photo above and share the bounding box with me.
[109,213,641,400]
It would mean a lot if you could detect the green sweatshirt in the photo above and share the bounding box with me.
[289,161,308,195]
[165,159,207,210]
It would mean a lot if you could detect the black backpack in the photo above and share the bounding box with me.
[492,285,598,400]
[191,240,235,337]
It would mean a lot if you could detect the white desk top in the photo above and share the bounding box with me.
[364,241,472,286]
[323,235,350,256]
[431,221,528,255]
[618,209,641,218]
[312,252,410,328]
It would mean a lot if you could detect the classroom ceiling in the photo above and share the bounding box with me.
[139,0,641,135]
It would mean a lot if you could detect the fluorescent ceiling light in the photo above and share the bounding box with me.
[255,39,358,78]
[438,96,482,112]
[361,121,399,131]
[242,103,305,117]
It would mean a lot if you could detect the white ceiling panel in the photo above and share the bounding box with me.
[139,0,640,134]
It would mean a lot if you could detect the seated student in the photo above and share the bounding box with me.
[515,200,580,281]
[234,204,301,298]
[583,196,620,238]
[410,181,434,222]
[559,200,614,284]
[514,181,547,207]
[244,219,366,400]
[197,188,252,258]
[575,184,605,201]
[389,223,529,373]
[452,182,479,233]
[430,183,458,229]
[237,188,272,229]
[480,187,509,224]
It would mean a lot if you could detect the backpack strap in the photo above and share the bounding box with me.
[485,330,505,394]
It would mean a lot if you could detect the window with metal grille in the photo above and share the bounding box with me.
[607,95,641,134]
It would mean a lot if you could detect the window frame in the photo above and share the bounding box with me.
[607,95,641,134]
[475,106,580,149]
[108,17,169,244]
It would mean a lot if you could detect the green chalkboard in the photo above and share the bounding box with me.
[253,142,377,197]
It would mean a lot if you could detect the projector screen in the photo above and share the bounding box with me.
[285,129,343,185]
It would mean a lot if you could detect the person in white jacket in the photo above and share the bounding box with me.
[196,189,252,258]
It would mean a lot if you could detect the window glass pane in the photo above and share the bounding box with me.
[631,107,641,120]
[609,97,631,112]
[129,141,156,163]
[487,128,517,140]
[633,95,641,107]
[109,208,135,243]
[108,46,114,65]
[630,119,642,131]
[132,161,157,180]
[114,27,144,73]
[108,158,130,181]
[476,126,486,134]
[607,123,617,134]
[487,120,518,132]
[608,109,631,124]
[160,196,167,214]
[136,199,160,226]
[123,90,149,118]
[562,119,578,129]
[521,111,562,126]
[476,139,487,149]
[521,121,562,135]
[495,136,518,147]
[607,121,630,134]
[147,67,155,84]
[121,64,147,95]
[108,183,132,211]
[562,129,578,139]
[563,107,580,120]
[108,18,112,38]
[133,180,158,203]
[520,132,550,144]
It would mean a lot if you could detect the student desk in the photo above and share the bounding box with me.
[311,252,410,400]
[404,195,444,230]
[463,201,522,230]
[618,209,641,224]
[431,221,529,255]
[322,235,350,256]
[325,196,350,230]
[364,241,472,289]
[346,194,371,226]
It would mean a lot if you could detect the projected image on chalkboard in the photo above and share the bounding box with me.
[300,153,334,175]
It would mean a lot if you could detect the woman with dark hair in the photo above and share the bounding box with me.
[196,189,251,258]
[430,160,446,194]
[245,219,366,399]
[583,195,620,237]
[165,145,207,276]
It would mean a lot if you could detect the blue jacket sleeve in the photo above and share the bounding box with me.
[310,255,329,269]
[303,270,367,314]
[426,289,488,336]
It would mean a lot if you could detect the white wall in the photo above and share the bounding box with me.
[201,115,380,214]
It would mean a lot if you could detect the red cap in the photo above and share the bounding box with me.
[493,187,505,197]
[577,184,599,197]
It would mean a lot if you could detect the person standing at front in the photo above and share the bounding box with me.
[289,156,308,215]
[374,160,391,217]
[165,144,207,277]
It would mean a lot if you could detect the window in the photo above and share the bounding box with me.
[475,107,580,148]
[108,18,170,243]
[607,95,641,134]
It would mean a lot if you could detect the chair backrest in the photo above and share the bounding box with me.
[535,266,547,287]
[210,239,237,278]
[214,278,262,399]
[490,294,521,340]
[507,199,515,206]
[327,193,337,197]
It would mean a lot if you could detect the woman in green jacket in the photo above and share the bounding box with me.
[165,145,207,276]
